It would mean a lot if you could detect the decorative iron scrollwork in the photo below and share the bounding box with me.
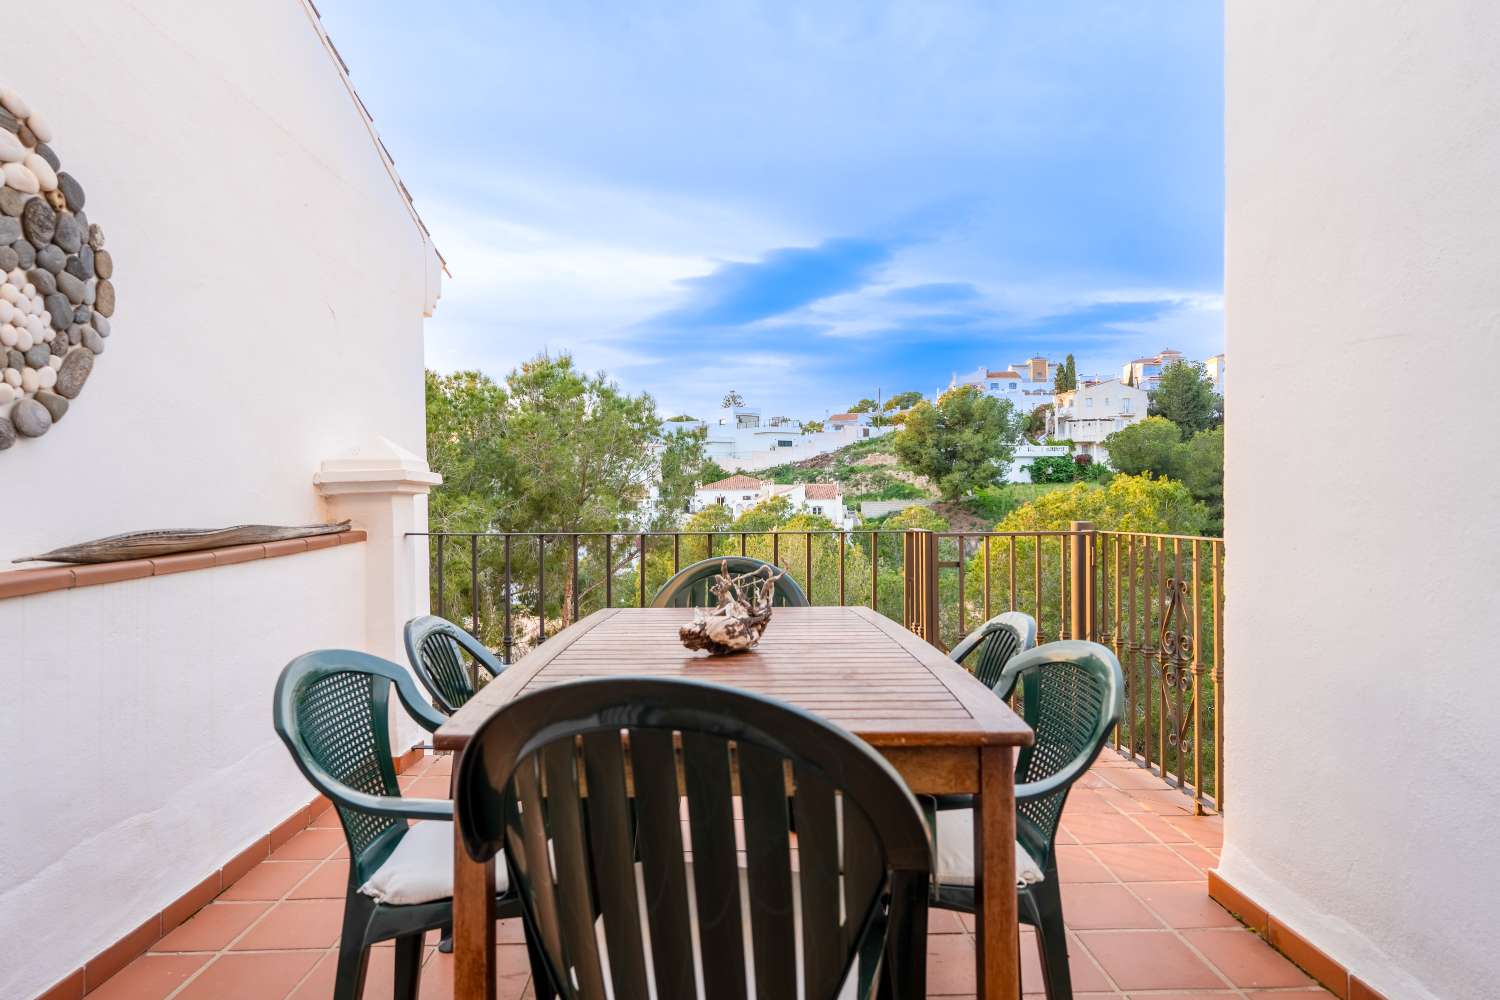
[1156,576,1196,751]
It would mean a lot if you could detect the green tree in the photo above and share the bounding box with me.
[1148,361,1221,436]
[721,390,745,408]
[892,386,1020,500]
[424,370,511,531]
[698,458,731,485]
[653,425,714,527]
[1180,427,1224,533]
[883,505,949,532]
[849,398,878,413]
[883,390,924,412]
[1021,404,1050,441]
[1053,354,1077,392]
[1103,416,1185,479]
[801,420,825,433]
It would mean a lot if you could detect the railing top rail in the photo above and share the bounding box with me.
[408,528,1091,539]
[1094,529,1225,544]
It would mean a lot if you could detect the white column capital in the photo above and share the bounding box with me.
[314,435,442,496]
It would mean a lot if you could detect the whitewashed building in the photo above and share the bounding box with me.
[1120,348,1187,390]
[1052,378,1148,462]
[1010,442,1071,482]
[1205,352,1226,396]
[690,475,853,528]
[665,402,893,472]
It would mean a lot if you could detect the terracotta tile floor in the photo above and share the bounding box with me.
[87,751,1329,1000]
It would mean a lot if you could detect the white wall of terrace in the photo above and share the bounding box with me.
[1224,3,1500,999]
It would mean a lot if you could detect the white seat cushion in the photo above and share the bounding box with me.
[933,808,1045,888]
[359,820,510,905]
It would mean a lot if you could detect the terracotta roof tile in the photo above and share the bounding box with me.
[702,475,765,490]
[804,484,841,500]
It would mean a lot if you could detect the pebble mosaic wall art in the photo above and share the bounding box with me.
[0,85,114,450]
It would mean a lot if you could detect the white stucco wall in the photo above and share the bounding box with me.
[1223,4,1500,999]
[0,546,367,999]
[1,0,433,557]
[0,4,437,997]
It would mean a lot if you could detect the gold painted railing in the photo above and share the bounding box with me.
[413,523,1225,812]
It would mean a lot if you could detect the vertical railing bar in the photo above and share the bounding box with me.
[570,533,579,626]
[871,531,879,615]
[1112,535,1123,749]
[740,532,748,557]
[1125,535,1137,759]
[1191,538,1204,812]
[1008,535,1017,614]
[838,531,847,606]
[435,534,446,621]
[469,534,480,638]
[1156,536,1167,773]
[805,530,813,603]
[637,533,646,608]
[772,530,780,569]
[983,534,992,622]
[502,536,512,664]
[956,535,967,645]
[604,534,612,609]
[537,535,546,642]
[673,533,680,575]
[1172,537,1184,788]
[1058,533,1068,640]
[1033,534,1042,641]
[1214,539,1225,811]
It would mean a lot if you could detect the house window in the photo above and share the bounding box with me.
[1009,382,1017,389]
[1086,398,1094,409]
[989,382,999,390]
[1121,398,1132,413]
[778,439,793,447]
[742,495,752,501]
[811,505,823,515]
[715,497,725,505]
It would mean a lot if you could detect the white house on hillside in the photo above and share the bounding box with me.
[1205,353,1226,396]
[663,402,892,472]
[1120,348,1187,390]
[691,475,853,528]
[1053,378,1148,462]
[945,355,1108,415]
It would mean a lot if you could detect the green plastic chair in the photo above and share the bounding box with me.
[949,610,1038,691]
[929,641,1123,1000]
[455,676,932,1000]
[650,556,810,608]
[403,614,504,714]
[273,649,528,1000]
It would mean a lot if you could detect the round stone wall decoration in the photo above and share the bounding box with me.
[0,85,114,450]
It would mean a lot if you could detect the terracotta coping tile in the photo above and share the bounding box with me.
[220,836,272,888]
[1207,870,1269,933]
[212,544,267,566]
[83,914,162,991]
[1270,916,1350,997]
[161,872,222,935]
[0,566,75,598]
[35,968,84,1000]
[1350,974,1392,1000]
[262,538,309,558]
[150,551,217,576]
[0,532,366,602]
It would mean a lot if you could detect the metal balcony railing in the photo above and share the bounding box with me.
[410,523,1224,813]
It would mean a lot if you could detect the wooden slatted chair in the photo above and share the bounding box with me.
[455,677,932,1000]
[403,614,505,715]
[949,610,1038,691]
[273,650,528,1000]
[929,641,1123,1000]
[650,556,811,608]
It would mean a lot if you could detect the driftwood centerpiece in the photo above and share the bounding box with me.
[679,560,783,655]
[14,521,351,564]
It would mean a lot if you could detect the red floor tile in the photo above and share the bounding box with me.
[218,861,319,901]
[1019,931,1113,994]
[287,859,351,900]
[1062,812,1158,845]
[1128,882,1241,929]
[924,930,977,996]
[1059,883,1163,930]
[1056,846,1115,882]
[151,903,269,953]
[232,899,344,951]
[1089,844,1204,882]
[1127,813,1194,844]
[287,946,398,1000]
[84,954,210,1000]
[1183,928,1313,989]
[1099,766,1181,790]
[1076,931,1224,991]
[269,829,344,862]
[174,952,322,1000]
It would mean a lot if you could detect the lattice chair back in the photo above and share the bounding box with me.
[403,615,505,715]
[456,677,931,1000]
[1001,641,1123,873]
[273,650,446,882]
[650,556,811,608]
[949,611,1038,691]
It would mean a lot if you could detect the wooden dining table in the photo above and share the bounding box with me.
[433,605,1034,1000]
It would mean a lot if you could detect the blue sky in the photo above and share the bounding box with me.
[319,2,1223,420]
